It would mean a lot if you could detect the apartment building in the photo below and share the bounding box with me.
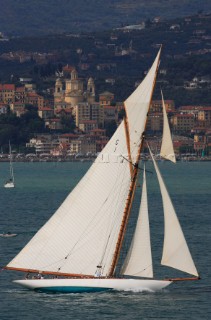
[75,102,100,127]
[172,114,195,132]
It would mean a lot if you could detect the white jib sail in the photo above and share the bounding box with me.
[160,91,176,163]
[122,166,153,278]
[149,147,198,277]
[124,49,161,164]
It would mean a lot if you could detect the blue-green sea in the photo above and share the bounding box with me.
[0,161,210,320]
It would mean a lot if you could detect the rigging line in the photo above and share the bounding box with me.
[60,177,130,265]
[56,157,130,268]
[128,264,153,277]
[77,162,131,274]
[120,155,153,174]
[57,161,130,271]
[97,164,131,269]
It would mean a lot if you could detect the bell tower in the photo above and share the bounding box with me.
[87,77,95,103]
[54,78,63,103]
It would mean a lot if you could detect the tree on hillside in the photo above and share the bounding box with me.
[105,120,117,137]
[0,106,47,148]
[60,115,76,133]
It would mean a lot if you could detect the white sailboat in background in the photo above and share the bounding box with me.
[4,49,199,293]
[4,142,15,188]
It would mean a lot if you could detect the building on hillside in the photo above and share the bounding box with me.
[38,107,54,120]
[172,114,195,133]
[99,91,115,106]
[89,128,109,152]
[75,102,100,127]
[103,106,118,124]
[59,133,79,144]
[150,99,175,112]
[10,102,25,116]
[194,134,206,155]
[198,107,211,126]
[44,118,63,130]
[146,113,163,132]
[15,86,26,103]
[0,84,15,103]
[79,120,98,133]
[178,105,204,119]
[0,103,8,114]
[54,68,96,110]
[55,108,73,119]
[69,136,97,155]
[99,91,115,126]
[27,135,59,155]
[194,130,211,155]
[90,128,106,138]
[25,92,44,108]
[24,83,36,92]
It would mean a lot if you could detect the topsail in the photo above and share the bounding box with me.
[160,91,176,163]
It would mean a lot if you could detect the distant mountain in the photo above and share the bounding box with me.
[0,0,211,36]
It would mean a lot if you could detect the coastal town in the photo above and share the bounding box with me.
[0,64,211,161]
[0,13,211,160]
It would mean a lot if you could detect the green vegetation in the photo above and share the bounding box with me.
[0,0,211,36]
[0,107,47,150]
[0,13,211,107]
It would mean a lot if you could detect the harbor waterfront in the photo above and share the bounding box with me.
[0,161,210,319]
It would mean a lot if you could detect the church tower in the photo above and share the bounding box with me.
[65,68,84,105]
[54,78,63,103]
[86,77,95,103]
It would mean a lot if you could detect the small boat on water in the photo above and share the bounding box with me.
[4,48,200,293]
[0,232,17,238]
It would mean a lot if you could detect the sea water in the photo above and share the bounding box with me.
[0,161,210,320]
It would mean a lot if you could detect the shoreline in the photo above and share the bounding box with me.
[0,157,211,163]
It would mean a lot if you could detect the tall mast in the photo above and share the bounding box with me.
[108,48,161,277]
[123,110,133,177]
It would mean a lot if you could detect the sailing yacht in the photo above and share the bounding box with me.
[4,142,15,188]
[4,49,199,293]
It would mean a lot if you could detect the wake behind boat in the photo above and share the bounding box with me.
[4,48,200,293]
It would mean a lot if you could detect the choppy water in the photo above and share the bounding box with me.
[0,161,210,320]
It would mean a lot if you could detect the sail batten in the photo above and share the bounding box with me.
[122,167,153,278]
[149,147,199,277]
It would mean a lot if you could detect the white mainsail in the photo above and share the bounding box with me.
[149,146,199,277]
[124,49,161,164]
[160,91,176,163]
[122,166,153,278]
[7,123,131,276]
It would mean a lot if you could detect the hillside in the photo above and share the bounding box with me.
[0,13,211,107]
[0,0,211,36]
